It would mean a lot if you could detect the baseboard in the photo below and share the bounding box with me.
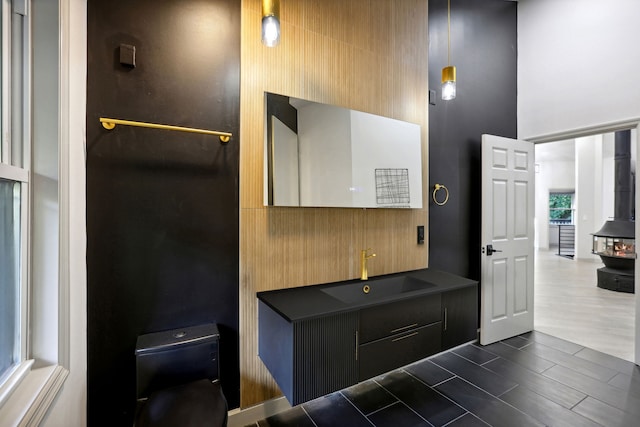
[227,396,291,427]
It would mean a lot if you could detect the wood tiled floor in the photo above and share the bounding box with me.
[250,331,640,427]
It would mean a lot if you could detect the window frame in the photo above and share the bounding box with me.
[0,0,31,405]
[0,0,70,423]
[549,191,575,225]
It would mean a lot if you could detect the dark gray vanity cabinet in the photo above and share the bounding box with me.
[257,269,478,405]
[358,295,442,380]
[258,301,358,405]
[441,286,479,349]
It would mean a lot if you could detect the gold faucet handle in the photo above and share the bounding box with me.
[363,248,376,259]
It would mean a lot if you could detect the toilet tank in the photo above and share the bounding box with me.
[135,323,219,400]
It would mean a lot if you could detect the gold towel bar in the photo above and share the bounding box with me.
[99,117,232,143]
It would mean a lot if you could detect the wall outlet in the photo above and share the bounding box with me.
[417,225,425,244]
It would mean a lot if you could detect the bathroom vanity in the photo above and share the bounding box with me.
[257,269,478,405]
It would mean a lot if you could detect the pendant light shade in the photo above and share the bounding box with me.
[442,0,456,100]
[262,0,280,47]
[442,65,456,101]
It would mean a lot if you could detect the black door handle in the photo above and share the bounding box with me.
[486,244,502,256]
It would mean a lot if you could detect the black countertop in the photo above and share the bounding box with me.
[257,268,478,322]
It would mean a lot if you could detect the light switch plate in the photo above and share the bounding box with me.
[428,90,436,105]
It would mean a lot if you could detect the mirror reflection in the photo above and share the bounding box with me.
[265,92,423,208]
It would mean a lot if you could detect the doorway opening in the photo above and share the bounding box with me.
[533,129,637,362]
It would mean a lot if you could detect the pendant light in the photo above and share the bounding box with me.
[442,0,456,100]
[262,0,280,47]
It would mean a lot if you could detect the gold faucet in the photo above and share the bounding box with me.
[360,248,376,280]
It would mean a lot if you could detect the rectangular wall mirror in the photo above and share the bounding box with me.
[264,92,423,208]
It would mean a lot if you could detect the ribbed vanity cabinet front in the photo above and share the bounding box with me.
[292,312,359,404]
[359,294,441,343]
[258,300,358,406]
[359,322,441,380]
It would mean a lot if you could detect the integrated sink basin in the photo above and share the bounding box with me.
[320,275,436,304]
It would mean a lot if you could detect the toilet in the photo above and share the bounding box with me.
[134,323,227,427]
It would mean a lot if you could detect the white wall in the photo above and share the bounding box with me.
[575,136,601,259]
[518,0,640,139]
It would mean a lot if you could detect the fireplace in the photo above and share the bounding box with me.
[591,130,635,293]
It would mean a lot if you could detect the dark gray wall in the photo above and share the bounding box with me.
[86,0,240,424]
[428,0,517,280]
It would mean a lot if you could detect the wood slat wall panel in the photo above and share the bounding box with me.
[240,0,429,407]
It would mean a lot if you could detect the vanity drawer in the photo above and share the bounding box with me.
[359,294,441,344]
[358,322,442,381]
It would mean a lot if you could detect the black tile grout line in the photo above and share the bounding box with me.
[361,400,402,418]
[521,340,620,383]
[496,383,519,398]
[536,336,633,373]
[523,331,587,356]
[569,394,632,427]
[436,375,541,424]
[501,339,533,351]
[396,368,474,423]
[371,376,437,427]
[441,412,490,427]
[539,365,640,416]
[430,374,458,389]
[336,389,376,427]
[423,351,565,423]
[507,381,610,427]
[429,351,520,397]
[463,343,599,408]
[500,335,531,350]
[450,346,500,367]
[472,341,558,375]
[479,355,500,366]
[568,392,590,411]
[368,400,435,427]
[489,358,599,413]
[300,404,320,427]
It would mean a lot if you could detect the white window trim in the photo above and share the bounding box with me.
[0,0,74,423]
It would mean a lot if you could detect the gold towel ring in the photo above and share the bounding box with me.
[432,183,449,206]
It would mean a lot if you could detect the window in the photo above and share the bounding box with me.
[549,192,574,225]
[0,1,73,424]
[0,180,21,377]
[0,180,21,379]
[0,0,29,386]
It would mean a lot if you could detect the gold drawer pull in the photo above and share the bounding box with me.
[391,323,418,334]
[392,332,419,342]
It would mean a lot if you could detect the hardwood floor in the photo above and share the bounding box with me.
[534,249,635,362]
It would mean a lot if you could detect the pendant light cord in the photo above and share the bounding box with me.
[447,0,451,66]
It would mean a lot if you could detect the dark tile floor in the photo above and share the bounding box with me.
[249,331,640,427]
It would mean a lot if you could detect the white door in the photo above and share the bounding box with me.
[480,134,535,345]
